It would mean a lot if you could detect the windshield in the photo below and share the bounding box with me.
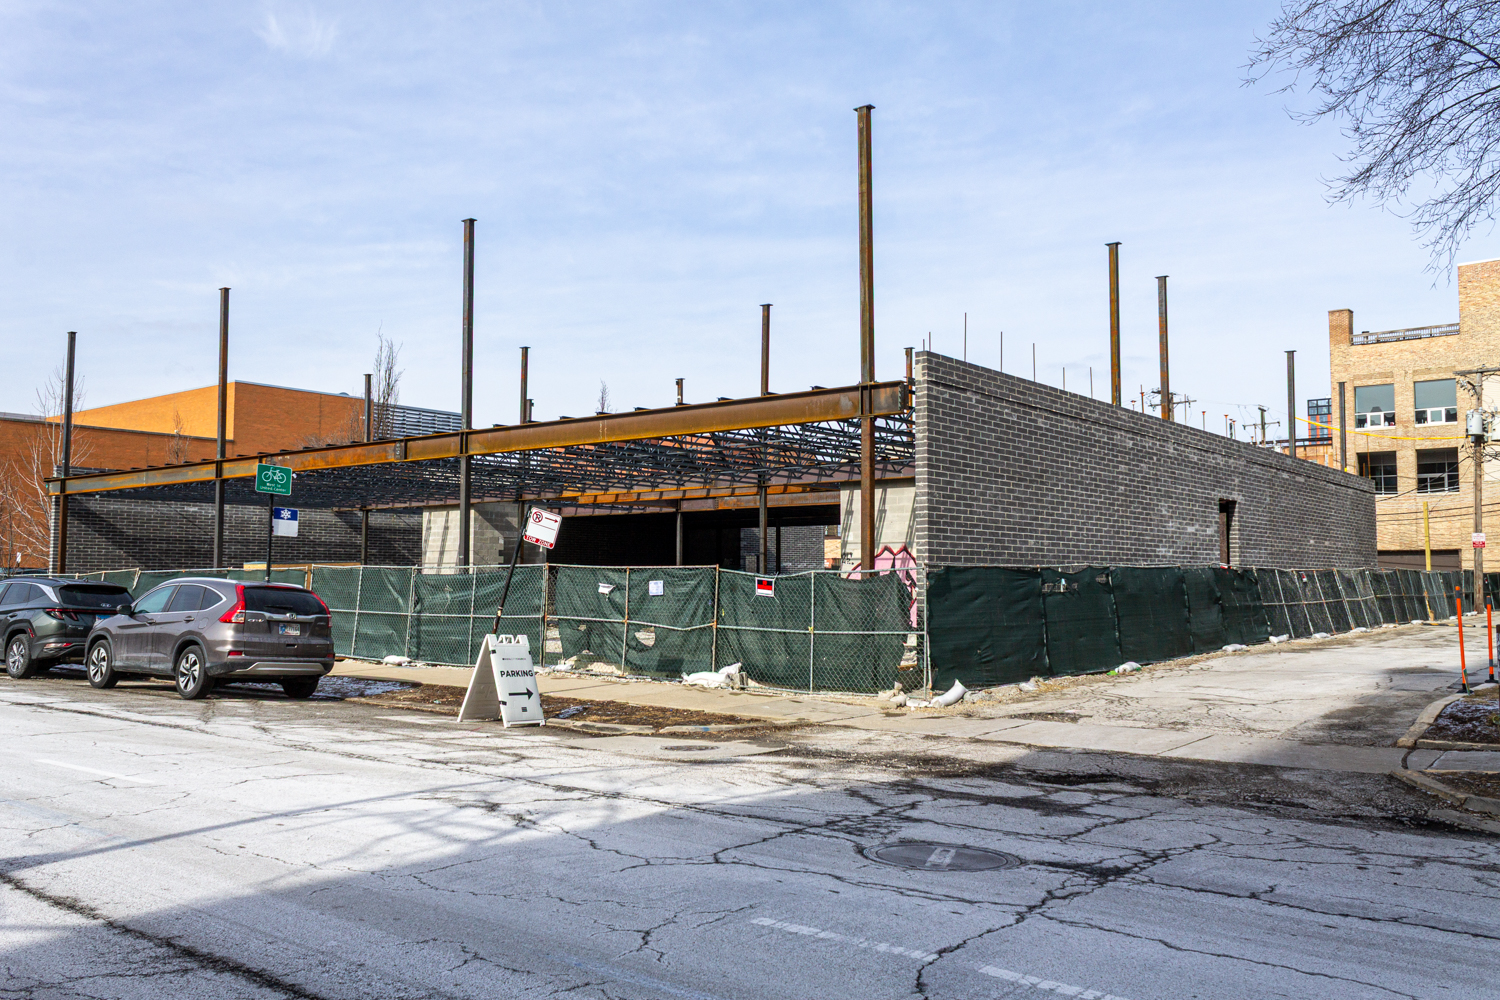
[58,585,132,610]
[243,587,326,616]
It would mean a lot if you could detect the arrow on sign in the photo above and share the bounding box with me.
[507,689,535,698]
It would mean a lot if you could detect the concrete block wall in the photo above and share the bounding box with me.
[914,352,1377,569]
[63,497,421,572]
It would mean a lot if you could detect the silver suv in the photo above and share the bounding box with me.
[85,578,335,699]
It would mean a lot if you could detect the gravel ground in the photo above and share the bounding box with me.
[1425,693,1500,744]
[352,682,764,729]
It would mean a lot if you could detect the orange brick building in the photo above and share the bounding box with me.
[1,382,385,569]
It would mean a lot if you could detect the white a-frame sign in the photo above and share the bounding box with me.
[457,634,545,727]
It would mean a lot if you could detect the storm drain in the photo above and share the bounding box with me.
[863,842,1022,872]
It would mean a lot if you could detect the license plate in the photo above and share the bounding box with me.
[278,623,301,636]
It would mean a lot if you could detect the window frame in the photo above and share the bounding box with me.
[1416,448,1461,494]
[1354,383,1397,429]
[1358,451,1399,494]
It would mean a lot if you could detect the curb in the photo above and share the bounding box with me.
[1415,738,1500,751]
[1390,768,1500,818]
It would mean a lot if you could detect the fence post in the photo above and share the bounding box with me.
[466,567,478,666]
[711,567,720,672]
[351,565,364,660]
[403,568,416,660]
[621,568,631,674]
[921,566,932,693]
[540,565,550,670]
[808,570,817,694]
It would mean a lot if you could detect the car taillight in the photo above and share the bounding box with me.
[219,584,246,623]
[313,593,330,616]
[41,608,78,621]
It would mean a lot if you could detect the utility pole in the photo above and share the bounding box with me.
[856,104,876,575]
[1258,406,1268,446]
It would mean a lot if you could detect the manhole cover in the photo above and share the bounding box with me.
[660,745,717,752]
[863,842,1022,872]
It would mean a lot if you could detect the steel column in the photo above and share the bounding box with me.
[1157,275,1171,421]
[458,218,475,569]
[364,372,373,442]
[1286,350,1297,459]
[1337,381,1347,471]
[856,104,876,574]
[214,288,229,569]
[1107,242,1121,406]
[55,331,77,573]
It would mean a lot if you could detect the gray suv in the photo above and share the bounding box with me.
[85,578,335,699]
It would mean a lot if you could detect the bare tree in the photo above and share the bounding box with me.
[595,380,611,415]
[166,409,191,464]
[0,367,89,568]
[1249,2,1500,271]
[372,332,403,439]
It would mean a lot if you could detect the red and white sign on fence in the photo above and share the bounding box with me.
[524,508,562,550]
[755,577,775,597]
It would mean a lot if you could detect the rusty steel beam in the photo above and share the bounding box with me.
[49,381,908,497]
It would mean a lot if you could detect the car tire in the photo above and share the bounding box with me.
[174,645,213,700]
[5,634,36,680]
[281,677,319,699]
[86,641,119,689]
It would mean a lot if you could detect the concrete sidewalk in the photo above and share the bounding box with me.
[332,652,1500,776]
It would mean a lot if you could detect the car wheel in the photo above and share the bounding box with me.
[86,641,119,689]
[280,677,319,699]
[174,646,213,700]
[5,635,36,680]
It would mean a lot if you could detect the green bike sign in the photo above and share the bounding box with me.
[255,463,292,496]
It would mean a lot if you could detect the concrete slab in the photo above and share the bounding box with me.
[974,721,1215,755]
[1428,750,1500,771]
[1158,734,1406,774]
[837,715,1036,738]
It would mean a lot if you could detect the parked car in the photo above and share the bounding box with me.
[3,576,133,678]
[85,578,335,700]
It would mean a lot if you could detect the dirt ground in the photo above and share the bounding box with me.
[1428,771,1500,799]
[351,683,763,729]
[1425,693,1500,744]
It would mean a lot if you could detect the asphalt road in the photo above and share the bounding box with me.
[2,675,1497,1000]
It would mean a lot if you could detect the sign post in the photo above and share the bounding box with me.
[491,507,563,635]
[255,463,292,581]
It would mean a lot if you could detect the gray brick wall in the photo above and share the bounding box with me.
[64,497,421,572]
[914,352,1377,569]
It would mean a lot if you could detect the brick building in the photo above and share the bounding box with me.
[1324,257,1500,571]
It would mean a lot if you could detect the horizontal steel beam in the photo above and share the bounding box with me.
[49,381,908,496]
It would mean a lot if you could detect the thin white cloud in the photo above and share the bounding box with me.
[256,4,338,58]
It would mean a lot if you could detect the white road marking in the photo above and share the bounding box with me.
[977,964,1132,999]
[751,917,1135,999]
[34,759,154,784]
[750,917,940,961]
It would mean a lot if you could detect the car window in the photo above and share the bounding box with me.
[133,586,176,615]
[4,583,42,606]
[197,587,227,611]
[0,584,16,607]
[243,587,325,616]
[59,584,132,610]
[167,585,207,612]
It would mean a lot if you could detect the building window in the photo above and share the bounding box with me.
[1354,384,1396,428]
[1413,378,1459,424]
[1306,397,1331,439]
[1416,448,1460,493]
[1358,451,1398,494]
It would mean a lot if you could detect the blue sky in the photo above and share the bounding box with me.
[2,2,1492,439]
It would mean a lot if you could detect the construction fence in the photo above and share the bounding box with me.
[63,563,1499,695]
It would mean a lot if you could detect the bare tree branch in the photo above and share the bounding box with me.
[1248,0,1500,271]
[0,366,88,568]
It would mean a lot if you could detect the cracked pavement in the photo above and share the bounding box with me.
[1,673,1496,999]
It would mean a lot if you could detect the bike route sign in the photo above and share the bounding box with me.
[255,463,292,495]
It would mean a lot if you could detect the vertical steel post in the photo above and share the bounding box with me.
[1337,382,1348,472]
[1285,350,1297,459]
[361,371,372,564]
[1107,243,1121,406]
[675,378,684,406]
[675,506,684,567]
[458,219,475,570]
[905,346,913,383]
[214,288,229,569]
[1156,275,1171,421]
[1424,501,1432,571]
[519,346,529,423]
[364,373,373,441]
[759,304,771,573]
[856,104,876,576]
[54,331,77,573]
[265,490,273,582]
[1475,431,1485,588]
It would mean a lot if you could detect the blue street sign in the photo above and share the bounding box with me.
[272,507,299,538]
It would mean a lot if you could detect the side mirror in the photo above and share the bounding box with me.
[118,604,134,617]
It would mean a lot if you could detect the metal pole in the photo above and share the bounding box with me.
[905,346,913,383]
[675,378,684,406]
[265,490,273,582]
[1107,242,1121,406]
[458,218,475,570]
[1424,501,1432,571]
[1337,381,1348,471]
[364,373,373,442]
[519,346,529,423]
[214,288,229,569]
[856,104,876,576]
[1475,431,1485,590]
[1285,350,1297,459]
[1157,276,1171,421]
[675,506,684,566]
[1459,586,1470,693]
[492,530,524,634]
[55,331,76,573]
[360,509,369,565]
[759,303,771,574]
